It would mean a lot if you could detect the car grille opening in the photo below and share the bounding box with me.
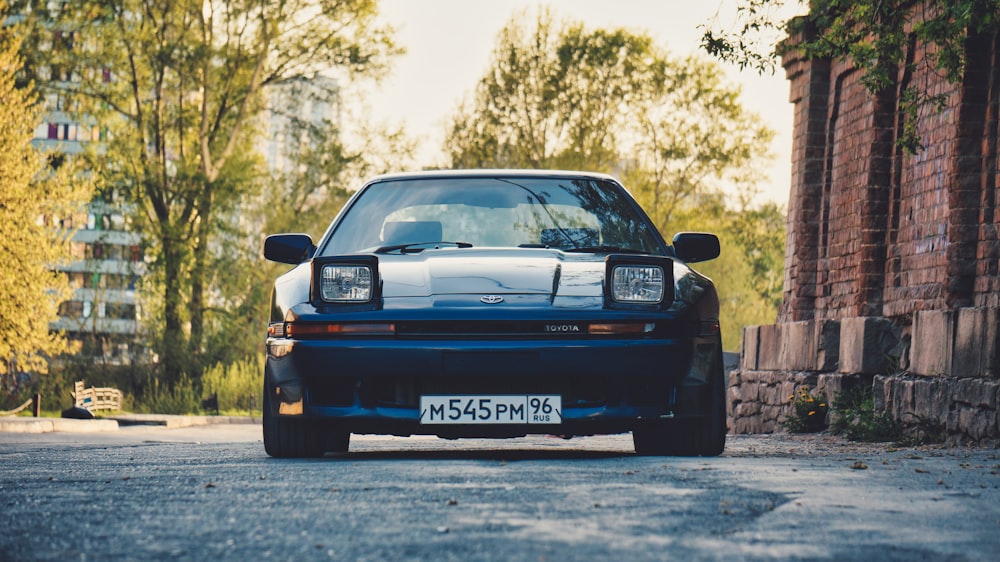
[306,374,673,410]
[308,377,356,407]
[396,321,585,338]
[370,375,670,410]
[393,320,692,339]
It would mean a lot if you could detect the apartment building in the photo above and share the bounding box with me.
[17,13,146,365]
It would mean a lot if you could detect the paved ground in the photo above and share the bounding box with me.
[0,424,998,561]
[0,414,256,433]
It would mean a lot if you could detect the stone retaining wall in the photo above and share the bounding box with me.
[729,310,1000,444]
[727,370,862,435]
[876,375,1000,445]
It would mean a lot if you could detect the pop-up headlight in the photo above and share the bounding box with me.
[321,265,372,302]
[311,256,380,306]
[611,265,664,303]
[604,255,674,309]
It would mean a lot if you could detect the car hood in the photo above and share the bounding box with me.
[379,249,605,299]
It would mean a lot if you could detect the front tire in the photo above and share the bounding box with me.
[633,346,727,456]
[632,415,724,456]
[263,378,350,458]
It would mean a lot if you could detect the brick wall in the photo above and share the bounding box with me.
[970,32,1000,308]
[732,12,1000,444]
[780,23,827,322]
[778,19,995,322]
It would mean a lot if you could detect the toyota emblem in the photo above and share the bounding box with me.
[480,295,504,304]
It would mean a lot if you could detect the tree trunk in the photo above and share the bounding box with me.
[160,231,188,387]
[187,185,214,383]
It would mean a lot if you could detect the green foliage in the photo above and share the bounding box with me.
[726,200,786,310]
[783,385,829,433]
[449,8,774,228]
[264,142,353,239]
[699,0,786,74]
[445,8,784,351]
[29,363,73,412]
[201,356,263,415]
[14,0,402,389]
[830,385,902,442]
[204,117,414,370]
[668,197,784,351]
[135,375,199,416]
[0,10,91,399]
[702,0,1000,152]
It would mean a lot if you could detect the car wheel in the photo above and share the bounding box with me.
[262,378,350,458]
[633,344,727,456]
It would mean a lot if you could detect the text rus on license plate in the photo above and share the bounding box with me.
[419,395,562,425]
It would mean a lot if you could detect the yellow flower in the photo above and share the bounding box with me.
[808,411,816,416]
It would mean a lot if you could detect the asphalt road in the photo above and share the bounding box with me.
[0,425,998,561]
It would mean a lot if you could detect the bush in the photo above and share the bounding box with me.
[136,375,200,415]
[201,356,263,415]
[830,385,902,442]
[14,367,72,413]
[33,356,264,416]
[6,362,137,415]
[783,385,829,433]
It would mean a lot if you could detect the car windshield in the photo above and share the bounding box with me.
[319,176,665,256]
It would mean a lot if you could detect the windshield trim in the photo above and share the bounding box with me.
[316,174,669,258]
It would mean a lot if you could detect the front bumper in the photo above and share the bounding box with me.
[266,334,720,437]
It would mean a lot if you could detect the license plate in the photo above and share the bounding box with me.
[419,395,562,425]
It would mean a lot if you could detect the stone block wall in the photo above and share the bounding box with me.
[876,374,1000,443]
[728,369,860,435]
[730,311,1000,444]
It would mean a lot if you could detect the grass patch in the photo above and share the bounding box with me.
[16,409,60,418]
[201,356,263,416]
[830,385,902,442]
[134,375,200,415]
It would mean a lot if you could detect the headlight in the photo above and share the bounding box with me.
[611,265,664,303]
[320,265,373,302]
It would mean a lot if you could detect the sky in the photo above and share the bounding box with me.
[364,0,801,207]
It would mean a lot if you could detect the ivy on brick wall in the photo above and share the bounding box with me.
[702,0,1000,153]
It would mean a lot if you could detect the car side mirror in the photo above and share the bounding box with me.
[671,232,720,263]
[264,233,316,264]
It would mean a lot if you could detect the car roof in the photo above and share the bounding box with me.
[364,169,620,184]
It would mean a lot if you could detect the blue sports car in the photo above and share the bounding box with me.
[262,170,725,457]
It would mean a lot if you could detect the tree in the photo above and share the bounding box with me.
[727,200,786,311]
[701,0,1000,152]
[19,0,401,386]
[446,8,773,228]
[0,9,89,399]
[201,108,415,371]
[446,8,660,172]
[669,195,785,350]
[445,9,783,350]
[621,53,773,231]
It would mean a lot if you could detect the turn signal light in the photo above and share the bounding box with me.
[285,322,396,337]
[588,322,655,335]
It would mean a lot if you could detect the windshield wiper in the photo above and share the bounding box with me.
[375,241,473,254]
[563,245,648,254]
